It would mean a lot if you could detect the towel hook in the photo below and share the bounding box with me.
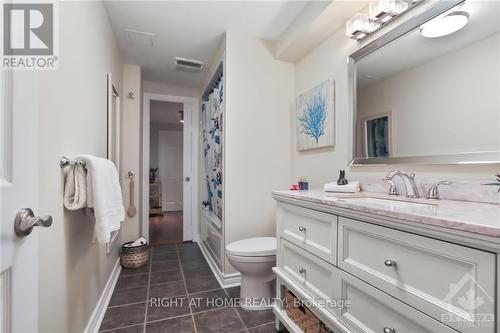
[128,171,135,178]
[60,156,71,168]
[60,156,86,169]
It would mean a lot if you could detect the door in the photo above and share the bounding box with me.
[142,94,197,243]
[1,71,49,331]
[182,102,194,241]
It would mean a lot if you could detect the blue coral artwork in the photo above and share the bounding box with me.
[296,79,335,151]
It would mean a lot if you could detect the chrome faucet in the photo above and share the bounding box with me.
[385,170,421,198]
[427,181,452,200]
[383,179,398,196]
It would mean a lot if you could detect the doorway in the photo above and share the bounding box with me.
[149,101,184,244]
[142,93,199,245]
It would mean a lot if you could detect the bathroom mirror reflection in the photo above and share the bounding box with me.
[351,0,500,165]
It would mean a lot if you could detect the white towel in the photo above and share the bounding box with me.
[78,155,125,244]
[123,237,147,248]
[63,164,87,210]
[86,171,94,208]
[324,181,361,193]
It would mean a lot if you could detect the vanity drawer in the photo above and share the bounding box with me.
[278,238,342,317]
[338,217,495,333]
[278,203,337,265]
[338,270,456,333]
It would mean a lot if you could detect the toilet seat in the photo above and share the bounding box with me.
[226,237,276,257]
[226,254,276,263]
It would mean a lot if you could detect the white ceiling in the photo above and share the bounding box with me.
[104,1,309,88]
[150,101,184,125]
[275,0,368,61]
[357,1,500,86]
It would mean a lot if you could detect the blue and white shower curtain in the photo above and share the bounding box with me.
[202,79,224,221]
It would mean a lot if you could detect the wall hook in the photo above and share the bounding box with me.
[127,92,135,99]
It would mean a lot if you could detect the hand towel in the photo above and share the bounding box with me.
[78,155,125,244]
[63,164,87,210]
[324,181,361,193]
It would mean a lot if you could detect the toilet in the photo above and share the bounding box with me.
[226,237,276,310]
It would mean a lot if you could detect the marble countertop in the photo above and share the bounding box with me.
[273,190,500,238]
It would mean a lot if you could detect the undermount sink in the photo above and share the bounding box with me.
[336,196,435,209]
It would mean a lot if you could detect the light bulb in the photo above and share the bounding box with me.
[420,11,470,38]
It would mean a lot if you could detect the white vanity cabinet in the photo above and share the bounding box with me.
[273,197,498,333]
[279,204,338,265]
[338,217,495,330]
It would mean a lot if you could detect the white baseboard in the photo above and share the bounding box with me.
[198,241,241,288]
[162,202,183,211]
[221,272,242,288]
[83,258,121,333]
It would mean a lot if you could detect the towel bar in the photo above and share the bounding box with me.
[60,156,86,168]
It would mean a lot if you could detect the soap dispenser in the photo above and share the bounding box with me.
[337,170,348,186]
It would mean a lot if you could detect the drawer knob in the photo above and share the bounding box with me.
[384,260,396,267]
[383,328,396,333]
[298,267,307,274]
[298,225,306,232]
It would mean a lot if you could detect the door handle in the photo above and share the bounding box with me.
[14,208,53,237]
[384,260,396,267]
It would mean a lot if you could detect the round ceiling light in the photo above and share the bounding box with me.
[420,11,470,38]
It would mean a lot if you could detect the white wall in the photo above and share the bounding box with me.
[143,80,200,98]
[224,31,294,273]
[150,122,183,169]
[37,2,123,332]
[158,129,184,211]
[358,33,500,157]
[149,101,183,168]
[293,8,500,191]
[121,65,142,242]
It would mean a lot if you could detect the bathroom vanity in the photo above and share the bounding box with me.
[272,190,500,333]
[272,0,500,331]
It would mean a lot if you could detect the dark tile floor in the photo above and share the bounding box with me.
[149,211,184,245]
[99,242,282,333]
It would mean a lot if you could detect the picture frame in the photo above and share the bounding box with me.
[358,112,393,158]
[296,79,335,151]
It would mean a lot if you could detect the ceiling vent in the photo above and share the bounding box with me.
[125,29,156,47]
[175,57,204,72]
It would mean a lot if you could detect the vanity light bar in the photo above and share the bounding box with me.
[369,0,409,23]
[346,0,422,40]
[346,13,380,40]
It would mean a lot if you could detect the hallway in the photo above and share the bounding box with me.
[149,212,184,245]
[99,243,278,332]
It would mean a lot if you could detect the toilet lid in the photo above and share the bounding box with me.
[226,237,276,257]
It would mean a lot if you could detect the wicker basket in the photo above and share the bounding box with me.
[285,290,335,333]
[121,242,149,268]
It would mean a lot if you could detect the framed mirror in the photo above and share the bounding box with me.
[350,0,500,165]
[107,73,121,172]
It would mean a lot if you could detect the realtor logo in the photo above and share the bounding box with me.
[442,273,495,328]
[2,2,58,69]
